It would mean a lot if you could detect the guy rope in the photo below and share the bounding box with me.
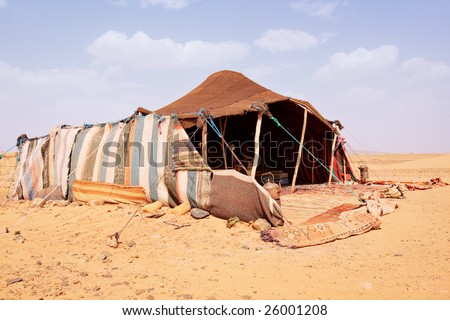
[197,108,249,175]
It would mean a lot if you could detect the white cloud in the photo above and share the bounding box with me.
[401,57,450,82]
[314,45,399,81]
[0,61,112,104]
[0,0,7,9]
[86,30,249,69]
[254,29,331,53]
[289,0,341,18]
[139,0,190,10]
[0,61,113,144]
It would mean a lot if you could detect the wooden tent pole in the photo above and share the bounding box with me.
[311,138,315,184]
[327,133,338,186]
[290,108,308,193]
[343,156,347,183]
[201,118,207,160]
[210,116,248,175]
[220,117,228,169]
[251,112,263,177]
[223,139,249,175]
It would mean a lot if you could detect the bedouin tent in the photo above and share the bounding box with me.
[12,112,284,226]
[9,71,388,248]
[155,70,356,188]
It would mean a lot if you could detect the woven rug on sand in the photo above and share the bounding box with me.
[301,203,362,224]
[261,204,379,249]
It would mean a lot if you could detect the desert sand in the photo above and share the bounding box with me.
[0,153,449,300]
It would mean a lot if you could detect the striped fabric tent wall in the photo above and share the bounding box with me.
[13,113,212,210]
[13,126,81,200]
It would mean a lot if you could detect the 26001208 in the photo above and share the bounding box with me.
[263,304,327,316]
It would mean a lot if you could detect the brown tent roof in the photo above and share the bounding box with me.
[156,70,333,130]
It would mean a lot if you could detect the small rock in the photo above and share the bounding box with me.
[61,281,69,287]
[143,201,163,213]
[241,245,250,250]
[55,290,65,297]
[71,202,83,207]
[182,294,193,300]
[44,200,54,207]
[55,200,70,207]
[226,217,240,228]
[190,208,210,219]
[106,234,119,248]
[13,233,26,243]
[80,272,89,277]
[88,200,104,207]
[31,198,46,208]
[117,203,125,209]
[111,281,129,287]
[135,289,145,296]
[168,202,191,215]
[36,260,42,265]
[7,277,23,286]
[4,227,9,233]
[102,274,113,278]
[98,251,112,261]
[126,240,136,248]
[92,286,101,292]
[252,218,271,231]
[56,261,61,266]
[394,253,403,257]
[147,295,155,300]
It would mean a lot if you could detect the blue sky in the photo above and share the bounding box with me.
[0,0,449,153]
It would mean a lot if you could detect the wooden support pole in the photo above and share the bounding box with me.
[251,112,263,177]
[224,139,249,175]
[201,118,207,160]
[311,138,315,184]
[343,157,347,183]
[290,109,308,193]
[220,117,228,169]
[327,133,338,186]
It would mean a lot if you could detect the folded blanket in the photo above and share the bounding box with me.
[208,170,284,226]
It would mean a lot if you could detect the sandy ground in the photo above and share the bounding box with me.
[0,153,449,300]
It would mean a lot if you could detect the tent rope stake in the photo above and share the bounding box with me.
[270,116,363,203]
